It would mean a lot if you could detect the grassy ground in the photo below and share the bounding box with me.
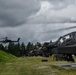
[0,50,16,62]
[0,56,76,75]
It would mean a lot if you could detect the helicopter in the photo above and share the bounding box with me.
[0,37,20,43]
[40,26,76,62]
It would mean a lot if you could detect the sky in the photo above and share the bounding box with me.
[0,0,76,44]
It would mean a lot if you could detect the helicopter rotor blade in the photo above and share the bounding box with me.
[0,37,7,39]
[40,26,76,34]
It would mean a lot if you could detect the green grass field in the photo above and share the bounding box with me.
[0,50,76,75]
[0,56,76,75]
[0,50,16,62]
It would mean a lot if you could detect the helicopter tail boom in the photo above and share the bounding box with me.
[17,38,20,42]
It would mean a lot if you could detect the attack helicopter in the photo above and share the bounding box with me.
[41,26,76,62]
[0,37,20,43]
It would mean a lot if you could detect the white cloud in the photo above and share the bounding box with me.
[0,23,76,44]
[0,0,76,43]
[27,0,76,23]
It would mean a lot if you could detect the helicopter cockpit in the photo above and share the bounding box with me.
[57,32,76,46]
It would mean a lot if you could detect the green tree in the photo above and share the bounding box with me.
[21,42,25,56]
[14,43,21,57]
[8,43,15,54]
[8,43,21,57]
[26,42,34,50]
[0,44,5,51]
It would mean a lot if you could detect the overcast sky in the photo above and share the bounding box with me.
[0,0,76,44]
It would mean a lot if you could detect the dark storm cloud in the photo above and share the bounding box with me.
[0,0,40,27]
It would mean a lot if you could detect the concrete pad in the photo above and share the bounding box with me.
[54,63,76,69]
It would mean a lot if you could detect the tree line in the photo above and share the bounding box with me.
[0,42,42,57]
[0,42,74,62]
